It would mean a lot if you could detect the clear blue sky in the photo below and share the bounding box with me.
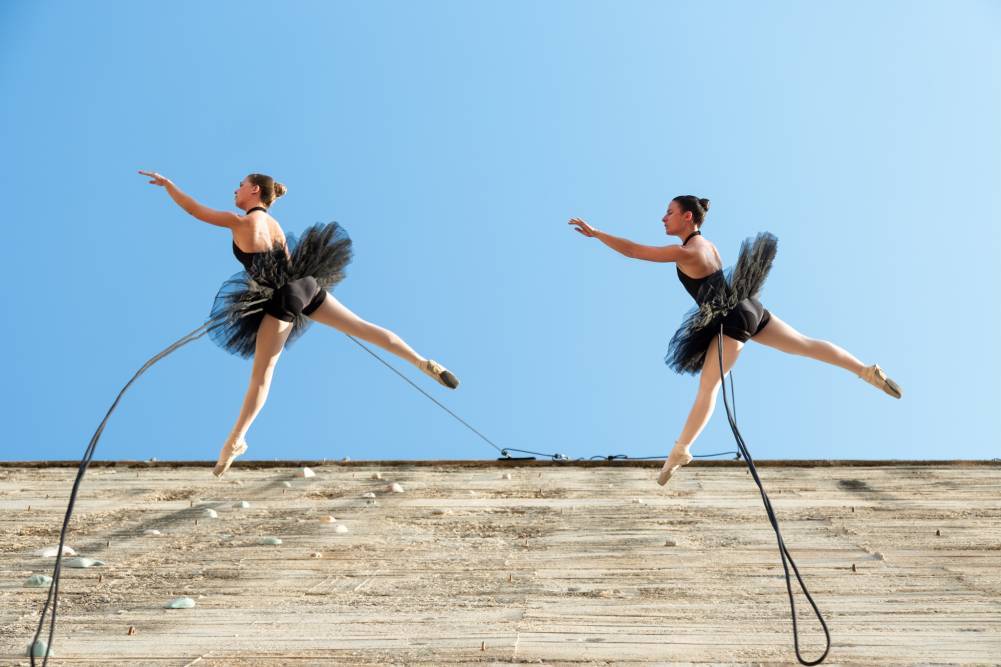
[2,1,998,462]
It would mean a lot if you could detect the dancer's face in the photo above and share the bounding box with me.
[662,201,692,236]
[233,177,259,210]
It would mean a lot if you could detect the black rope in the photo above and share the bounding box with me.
[342,334,508,455]
[30,320,225,666]
[716,325,831,665]
[344,336,739,463]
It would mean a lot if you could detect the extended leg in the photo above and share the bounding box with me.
[307,293,459,388]
[658,334,743,486]
[678,334,744,444]
[214,314,293,476]
[751,313,901,397]
[308,293,424,365]
[751,313,864,374]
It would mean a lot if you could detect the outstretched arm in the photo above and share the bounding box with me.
[139,170,243,229]
[568,217,689,263]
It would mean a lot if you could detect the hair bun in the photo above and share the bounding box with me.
[698,198,710,212]
[273,182,287,199]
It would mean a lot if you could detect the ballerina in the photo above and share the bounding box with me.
[569,195,901,486]
[139,170,459,476]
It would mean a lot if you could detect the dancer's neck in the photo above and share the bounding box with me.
[681,229,701,246]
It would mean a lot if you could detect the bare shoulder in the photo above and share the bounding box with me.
[268,217,287,247]
[706,239,723,265]
[677,236,723,276]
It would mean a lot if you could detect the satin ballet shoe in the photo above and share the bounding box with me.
[422,359,459,389]
[859,363,902,399]
[213,437,248,478]
[657,446,694,486]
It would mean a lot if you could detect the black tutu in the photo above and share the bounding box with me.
[207,222,353,358]
[665,232,778,375]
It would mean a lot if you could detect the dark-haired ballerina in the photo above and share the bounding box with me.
[569,195,901,486]
[139,170,459,476]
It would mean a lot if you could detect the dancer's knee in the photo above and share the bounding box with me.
[251,357,280,383]
[698,375,722,396]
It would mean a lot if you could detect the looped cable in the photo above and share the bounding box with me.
[716,324,831,665]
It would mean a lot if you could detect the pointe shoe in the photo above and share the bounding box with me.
[657,446,694,486]
[859,363,902,399]
[213,437,248,478]
[421,359,460,389]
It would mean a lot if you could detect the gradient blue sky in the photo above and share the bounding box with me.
[2,1,998,462]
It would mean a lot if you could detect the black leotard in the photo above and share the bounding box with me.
[231,206,326,323]
[676,230,771,344]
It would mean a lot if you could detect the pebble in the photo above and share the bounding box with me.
[366,499,379,507]
[389,483,404,493]
[362,492,376,498]
[259,537,282,545]
[235,501,251,509]
[334,524,349,534]
[165,597,196,609]
[36,545,76,558]
[502,473,512,480]
[281,481,293,488]
[663,539,677,547]
[24,574,52,587]
[632,498,646,505]
[431,509,453,516]
[65,557,105,568]
[321,515,338,523]
[202,509,219,518]
[296,467,316,478]
[26,640,51,657]
[143,529,162,536]
[311,552,323,558]
[371,472,383,480]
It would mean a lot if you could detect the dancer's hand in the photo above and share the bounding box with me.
[569,217,599,238]
[138,170,172,187]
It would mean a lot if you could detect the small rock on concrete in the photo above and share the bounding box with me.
[24,574,53,587]
[36,545,76,558]
[165,597,197,609]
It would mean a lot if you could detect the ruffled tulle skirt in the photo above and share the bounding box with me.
[207,222,353,358]
[665,232,778,375]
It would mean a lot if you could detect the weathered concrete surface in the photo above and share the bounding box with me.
[1,461,999,665]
